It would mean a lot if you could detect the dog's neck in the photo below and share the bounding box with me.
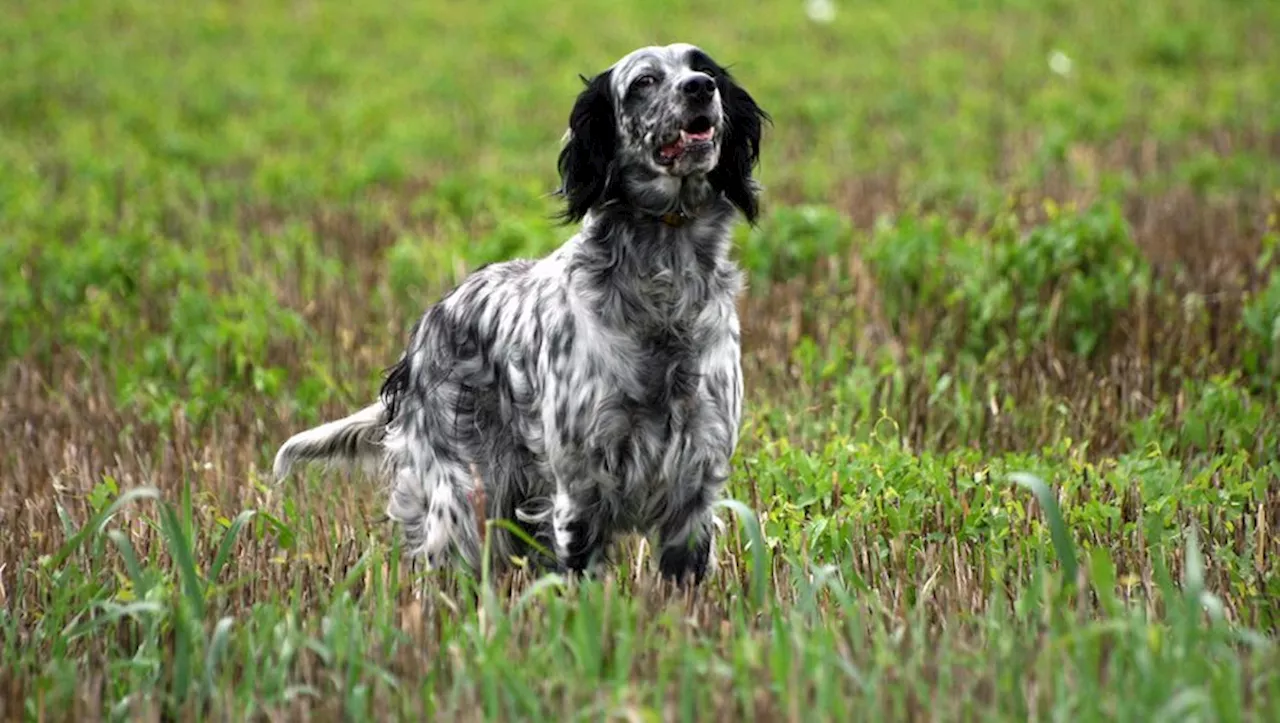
[615,169,721,221]
[571,192,741,335]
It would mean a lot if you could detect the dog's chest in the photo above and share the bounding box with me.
[589,328,702,484]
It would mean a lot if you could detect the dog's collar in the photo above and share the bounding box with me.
[657,199,718,228]
[660,210,690,228]
[631,191,726,228]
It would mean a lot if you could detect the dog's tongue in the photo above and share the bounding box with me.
[660,128,714,159]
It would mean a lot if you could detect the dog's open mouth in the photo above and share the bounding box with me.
[656,116,716,165]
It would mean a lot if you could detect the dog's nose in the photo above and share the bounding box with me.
[680,74,716,103]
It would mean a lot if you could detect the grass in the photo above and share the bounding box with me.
[2,0,1278,719]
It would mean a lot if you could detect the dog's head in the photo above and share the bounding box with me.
[556,43,770,224]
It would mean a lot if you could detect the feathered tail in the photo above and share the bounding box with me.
[272,402,388,480]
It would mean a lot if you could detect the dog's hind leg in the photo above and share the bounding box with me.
[387,457,484,571]
[418,456,484,571]
[550,478,617,576]
[386,465,431,558]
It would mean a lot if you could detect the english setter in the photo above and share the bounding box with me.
[273,43,769,584]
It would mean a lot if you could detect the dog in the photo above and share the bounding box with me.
[272,43,769,584]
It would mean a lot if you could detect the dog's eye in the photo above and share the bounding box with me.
[631,74,658,91]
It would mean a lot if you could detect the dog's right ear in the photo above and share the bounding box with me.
[556,69,616,224]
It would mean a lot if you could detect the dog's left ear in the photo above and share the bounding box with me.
[709,69,770,224]
[556,69,617,224]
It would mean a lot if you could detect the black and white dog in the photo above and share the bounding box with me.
[273,43,769,584]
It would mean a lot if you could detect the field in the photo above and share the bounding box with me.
[2,0,1279,719]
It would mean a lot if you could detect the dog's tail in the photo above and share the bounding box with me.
[272,402,388,481]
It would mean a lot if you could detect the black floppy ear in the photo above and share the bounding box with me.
[556,69,617,223]
[708,68,770,224]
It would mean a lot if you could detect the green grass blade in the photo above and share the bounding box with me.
[107,529,152,600]
[208,510,256,591]
[172,600,194,706]
[513,574,569,613]
[204,616,235,695]
[489,517,556,563]
[63,601,165,641]
[713,497,770,611]
[331,547,374,600]
[1088,546,1120,617]
[1009,472,1079,586]
[257,510,297,549]
[45,487,161,571]
[158,500,207,619]
[1182,525,1225,622]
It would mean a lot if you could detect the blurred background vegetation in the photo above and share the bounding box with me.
[1,0,1277,719]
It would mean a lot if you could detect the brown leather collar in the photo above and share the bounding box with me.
[660,211,690,227]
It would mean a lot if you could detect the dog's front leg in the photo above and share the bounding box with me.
[655,460,726,585]
[656,341,741,586]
